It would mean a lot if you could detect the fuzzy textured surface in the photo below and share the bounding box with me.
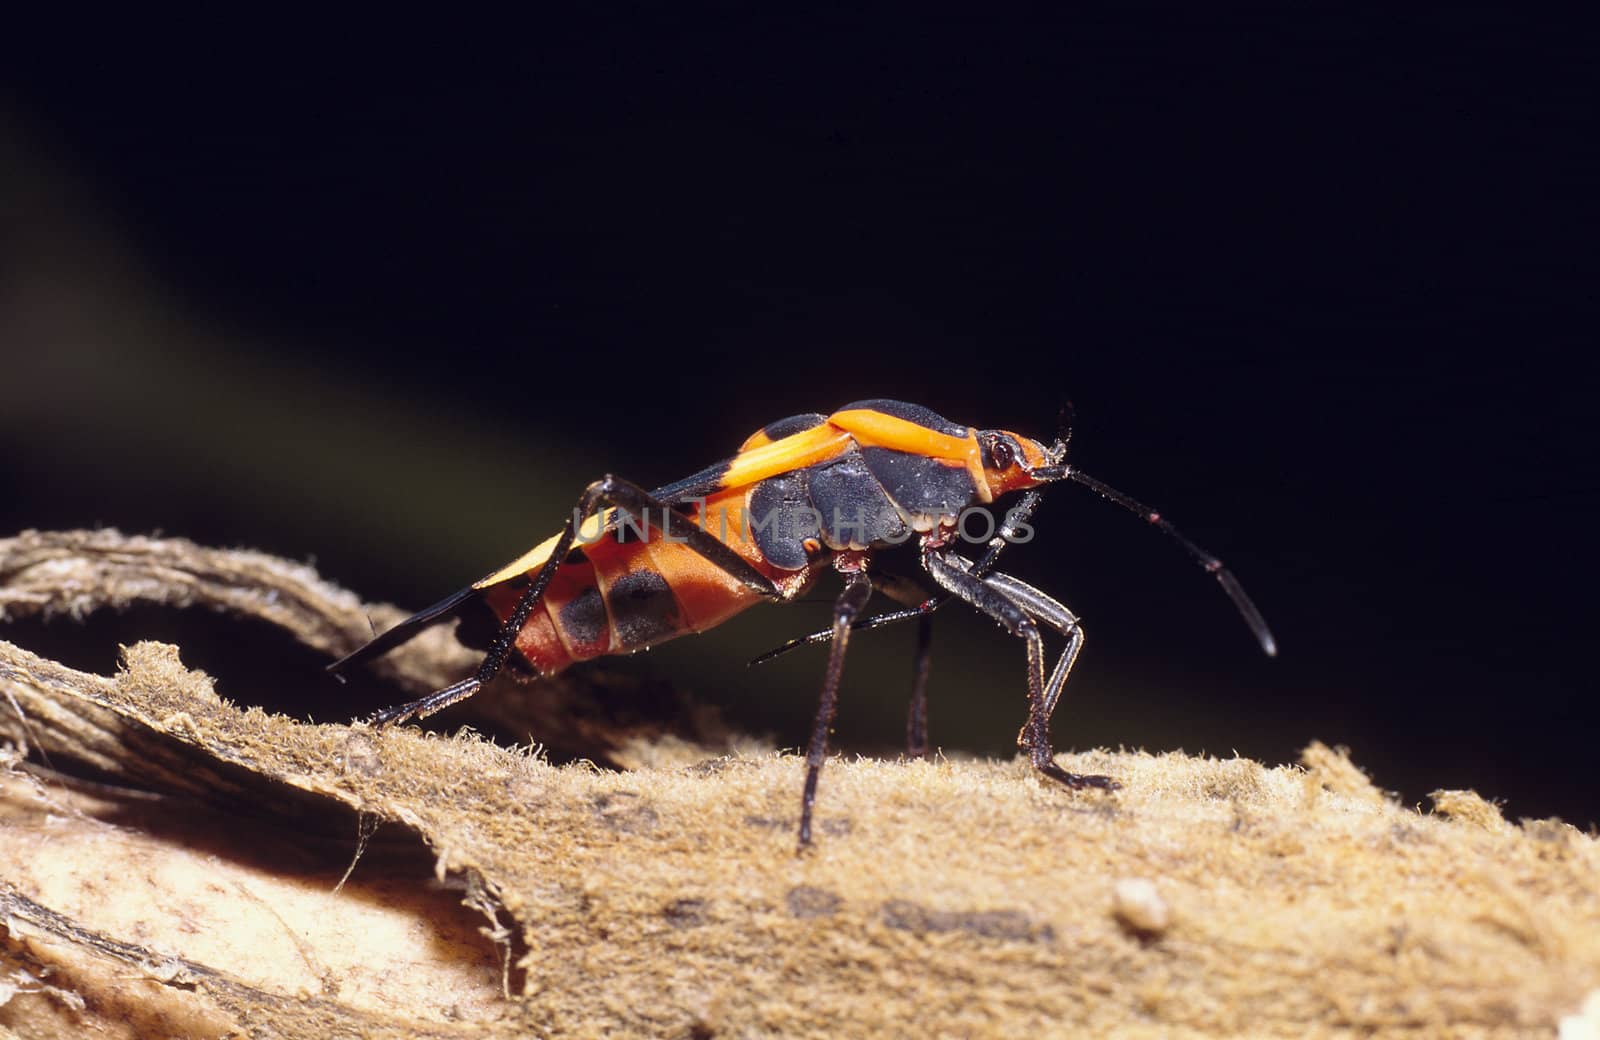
[1,531,1597,1038]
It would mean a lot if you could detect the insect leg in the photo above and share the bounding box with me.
[969,487,1046,582]
[368,474,783,727]
[798,565,874,850]
[749,561,938,756]
[976,569,1083,718]
[592,475,786,601]
[900,491,1046,756]
[921,548,1115,792]
[748,605,925,664]
[851,565,937,756]
[906,612,934,758]
[365,480,614,726]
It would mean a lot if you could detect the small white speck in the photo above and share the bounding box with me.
[1112,878,1171,935]
[1560,990,1600,1040]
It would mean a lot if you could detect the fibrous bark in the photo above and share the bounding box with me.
[0,530,1596,1038]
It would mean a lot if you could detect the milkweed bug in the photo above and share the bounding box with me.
[329,400,1275,849]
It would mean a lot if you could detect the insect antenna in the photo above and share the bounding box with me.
[1062,468,1277,657]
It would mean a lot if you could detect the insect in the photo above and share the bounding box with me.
[328,399,1275,849]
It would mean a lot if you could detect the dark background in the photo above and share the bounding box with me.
[2,12,1594,825]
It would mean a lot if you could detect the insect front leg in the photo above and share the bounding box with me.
[921,549,1116,793]
[975,569,1087,748]
[797,562,874,851]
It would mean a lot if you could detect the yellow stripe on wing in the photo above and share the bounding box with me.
[476,406,988,591]
[826,408,991,501]
[720,424,857,490]
[472,509,613,589]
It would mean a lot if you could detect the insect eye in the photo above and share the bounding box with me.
[990,438,1016,468]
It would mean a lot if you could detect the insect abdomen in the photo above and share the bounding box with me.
[481,488,804,674]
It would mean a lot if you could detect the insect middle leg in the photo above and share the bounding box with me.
[753,494,1050,758]
[906,612,934,758]
[369,474,783,727]
[797,562,874,851]
[921,548,1116,792]
[857,565,938,758]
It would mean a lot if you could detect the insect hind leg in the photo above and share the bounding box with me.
[369,677,484,727]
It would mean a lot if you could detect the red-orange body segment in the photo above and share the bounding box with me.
[482,484,825,674]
